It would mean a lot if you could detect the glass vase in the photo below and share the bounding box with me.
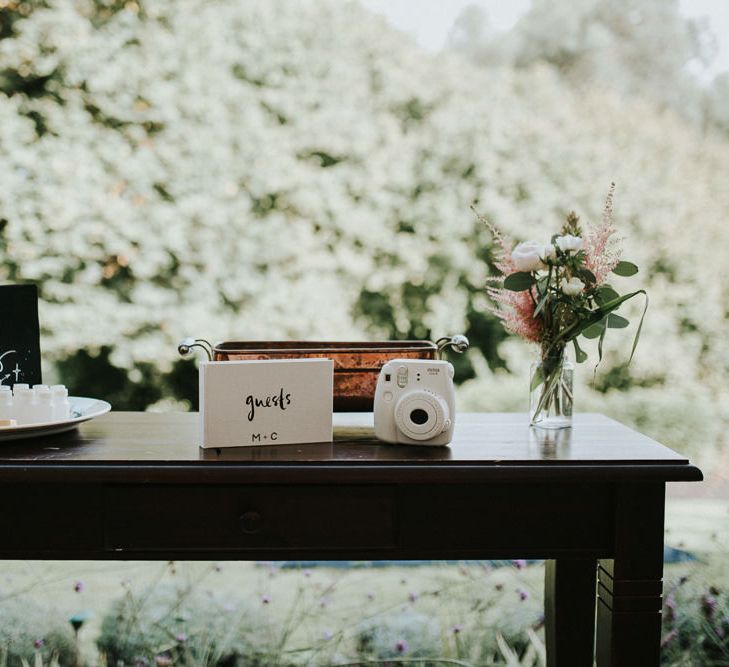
[529,351,574,429]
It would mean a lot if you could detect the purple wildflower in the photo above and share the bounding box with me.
[261,594,271,605]
[512,559,527,570]
[395,639,409,654]
[702,594,718,619]
[73,580,84,593]
[661,629,678,649]
[665,595,677,624]
[33,638,44,649]
[175,633,187,643]
[155,655,172,667]
[408,591,418,603]
[452,624,462,635]
[304,569,312,578]
[518,588,529,601]
[322,630,333,641]
[367,591,375,601]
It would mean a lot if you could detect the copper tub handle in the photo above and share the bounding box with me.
[435,335,470,359]
[178,337,213,361]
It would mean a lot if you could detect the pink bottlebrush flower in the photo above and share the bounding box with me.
[583,183,622,284]
[487,286,543,343]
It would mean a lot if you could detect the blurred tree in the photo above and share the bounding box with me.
[449,0,719,128]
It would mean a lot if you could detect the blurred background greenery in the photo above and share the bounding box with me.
[1,0,727,463]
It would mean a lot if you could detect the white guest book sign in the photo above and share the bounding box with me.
[199,359,333,449]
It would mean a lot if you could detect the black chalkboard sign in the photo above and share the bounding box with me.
[0,284,42,387]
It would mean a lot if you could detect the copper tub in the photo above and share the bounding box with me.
[212,341,438,412]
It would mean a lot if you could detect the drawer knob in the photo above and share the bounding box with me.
[239,510,262,534]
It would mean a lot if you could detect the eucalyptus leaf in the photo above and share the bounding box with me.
[613,261,639,277]
[573,338,588,363]
[595,285,619,305]
[582,321,605,339]
[578,268,597,285]
[607,314,629,329]
[504,271,536,292]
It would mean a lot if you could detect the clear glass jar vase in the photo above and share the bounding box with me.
[529,351,574,429]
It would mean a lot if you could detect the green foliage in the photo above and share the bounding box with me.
[660,571,729,666]
[355,610,441,660]
[504,272,535,292]
[0,596,78,667]
[613,261,639,277]
[55,347,163,411]
[97,585,266,667]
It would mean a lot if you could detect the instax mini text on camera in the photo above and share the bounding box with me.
[373,359,456,446]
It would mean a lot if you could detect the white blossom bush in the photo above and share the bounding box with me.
[0,0,727,439]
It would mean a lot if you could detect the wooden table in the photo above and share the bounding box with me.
[0,412,701,666]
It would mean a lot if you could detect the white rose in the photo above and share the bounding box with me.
[540,244,557,262]
[555,234,583,253]
[560,276,585,295]
[511,241,545,272]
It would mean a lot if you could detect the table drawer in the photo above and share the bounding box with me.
[400,483,613,555]
[105,484,396,552]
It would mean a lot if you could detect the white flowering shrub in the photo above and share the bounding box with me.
[0,0,727,437]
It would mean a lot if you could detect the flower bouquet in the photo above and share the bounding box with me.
[476,184,647,428]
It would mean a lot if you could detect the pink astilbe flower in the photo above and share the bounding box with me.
[487,286,543,343]
[584,183,622,284]
[479,208,543,343]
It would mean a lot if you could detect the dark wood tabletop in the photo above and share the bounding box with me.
[0,411,702,484]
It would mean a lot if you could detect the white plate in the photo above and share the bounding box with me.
[0,397,111,441]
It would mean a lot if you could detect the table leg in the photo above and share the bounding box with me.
[544,558,597,666]
[596,483,665,666]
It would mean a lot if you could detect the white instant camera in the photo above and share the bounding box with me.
[373,359,456,446]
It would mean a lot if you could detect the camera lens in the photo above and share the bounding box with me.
[410,408,429,425]
[394,390,450,441]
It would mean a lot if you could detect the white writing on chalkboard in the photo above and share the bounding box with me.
[0,350,21,385]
